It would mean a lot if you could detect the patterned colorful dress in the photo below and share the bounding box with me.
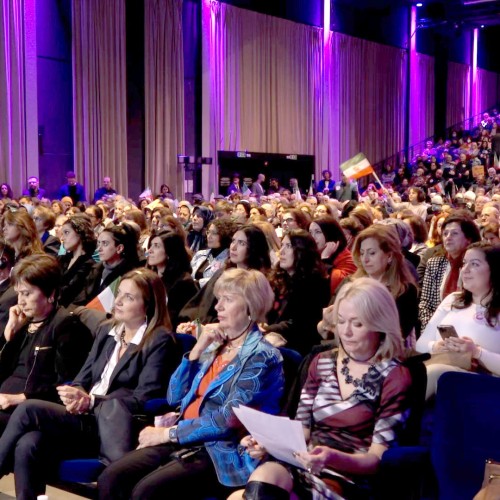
[293,348,412,499]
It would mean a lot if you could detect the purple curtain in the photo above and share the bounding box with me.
[409,53,434,145]
[447,62,470,128]
[328,33,407,171]
[204,2,323,190]
[72,0,128,198]
[144,0,185,198]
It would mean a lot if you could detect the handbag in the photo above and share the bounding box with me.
[424,351,472,371]
[474,459,500,500]
[95,398,139,465]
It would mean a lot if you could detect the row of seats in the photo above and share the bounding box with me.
[52,340,499,499]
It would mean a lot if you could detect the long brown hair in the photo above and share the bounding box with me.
[2,210,43,259]
[352,224,416,298]
[117,268,173,348]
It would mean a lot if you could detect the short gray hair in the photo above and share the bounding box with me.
[214,268,274,323]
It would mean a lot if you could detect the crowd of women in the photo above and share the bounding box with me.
[0,177,497,500]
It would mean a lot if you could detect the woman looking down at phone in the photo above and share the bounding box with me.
[417,243,500,398]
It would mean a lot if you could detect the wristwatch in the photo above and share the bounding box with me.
[169,426,178,443]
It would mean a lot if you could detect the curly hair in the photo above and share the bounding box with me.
[208,217,238,249]
[63,213,96,255]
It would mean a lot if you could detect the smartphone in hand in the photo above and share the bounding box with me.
[438,324,459,339]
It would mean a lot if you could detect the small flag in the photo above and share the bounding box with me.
[308,174,315,196]
[85,277,121,313]
[340,153,374,180]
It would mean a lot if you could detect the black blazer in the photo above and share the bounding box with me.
[0,307,93,402]
[58,253,97,307]
[177,269,222,325]
[77,259,137,305]
[71,322,181,414]
[42,233,61,257]
[162,271,198,329]
[266,274,331,356]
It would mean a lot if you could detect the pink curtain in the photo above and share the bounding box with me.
[0,0,35,194]
[205,2,323,190]
[446,62,470,128]
[204,2,408,188]
[475,68,500,117]
[144,0,185,199]
[72,0,128,199]
[409,53,434,145]
[328,33,407,171]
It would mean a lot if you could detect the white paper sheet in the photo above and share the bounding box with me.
[233,405,308,469]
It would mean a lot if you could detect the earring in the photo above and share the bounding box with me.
[48,297,54,304]
[248,315,252,321]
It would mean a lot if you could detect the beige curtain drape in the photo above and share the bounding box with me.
[447,62,470,128]
[205,3,407,187]
[328,33,407,170]
[0,0,33,195]
[144,0,185,200]
[72,0,128,200]
[206,2,323,190]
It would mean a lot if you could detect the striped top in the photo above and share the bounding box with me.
[296,349,412,454]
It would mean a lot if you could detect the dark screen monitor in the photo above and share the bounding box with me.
[218,150,315,196]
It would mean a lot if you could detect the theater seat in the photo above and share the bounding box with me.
[53,333,197,498]
[431,371,500,500]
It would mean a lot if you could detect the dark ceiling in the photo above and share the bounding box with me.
[335,0,500,29]
[416,0,500,30]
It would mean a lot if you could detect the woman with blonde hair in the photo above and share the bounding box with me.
[98,268,284,499]
[352,224,418,339]
[236,278,411,500]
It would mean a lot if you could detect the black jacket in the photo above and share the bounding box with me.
[0,307,93,402]
[266,273,331,356]
[58,253,97,307]
[71,322,181,414]
[76,260,137,305]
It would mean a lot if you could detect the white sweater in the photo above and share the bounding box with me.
[416,292,500,375]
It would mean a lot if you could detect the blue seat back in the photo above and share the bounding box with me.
[432,371,500,500]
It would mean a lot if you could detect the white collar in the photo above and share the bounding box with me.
[109,322,148,346]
